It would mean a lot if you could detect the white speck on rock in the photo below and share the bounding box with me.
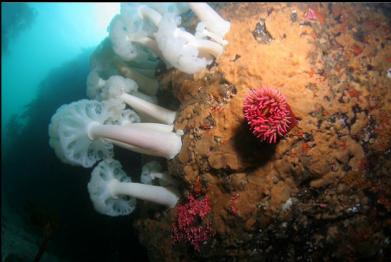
[282,197,293,211]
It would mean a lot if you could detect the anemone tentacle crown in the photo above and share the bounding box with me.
[243,87,295,143]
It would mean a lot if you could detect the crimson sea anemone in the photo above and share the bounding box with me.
[243,87,296,143]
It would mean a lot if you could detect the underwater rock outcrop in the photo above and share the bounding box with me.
[126,3,391,261]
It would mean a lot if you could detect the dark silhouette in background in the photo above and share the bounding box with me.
[1,3,37,55]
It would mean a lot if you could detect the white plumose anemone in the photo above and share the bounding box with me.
[154,14,223,74]
[48,100,182,168]
[141,161,177,187]
[88,159,179,216]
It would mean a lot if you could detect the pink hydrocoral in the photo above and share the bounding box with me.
[304,8,318,21]
[172,195,213,251]
[243,87,296,143]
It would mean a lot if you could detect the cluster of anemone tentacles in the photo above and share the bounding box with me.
[243,87,296,144]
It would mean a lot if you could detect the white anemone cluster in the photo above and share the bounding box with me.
[48,98,182,216]
[109,2,231,74]
[49,3,231,217]
[88,159,178,216]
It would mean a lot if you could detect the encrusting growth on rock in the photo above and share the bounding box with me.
[171,194,213,252]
